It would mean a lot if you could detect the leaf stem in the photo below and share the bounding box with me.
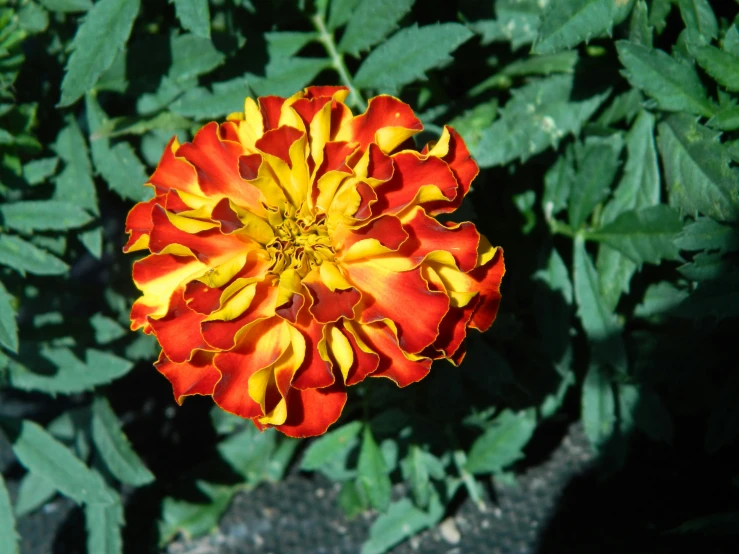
[310,12,367,111]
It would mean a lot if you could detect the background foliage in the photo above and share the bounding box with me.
[1,0,738,552]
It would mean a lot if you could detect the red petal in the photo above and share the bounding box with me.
[256,126,304,167]
[274,378,347,438]
[148,288,207,363]
[176,122,265,213]
[303,271,361,324]
[372,153,458,217]
[304,86,348,100]
[212,317,289,418]
[334,214,408,254]
[132,253,199,288]
[342,324,380,386]
[397,208,479,272]
[469,248,505,332]
[433,303,475,361]
[291,308,334,390]
[342,96,422,152]
[352,322,431,387]
[345,262,448,354]
[184,280,224,315]
[123,198,157,252]
[149,137,201,197]
[155,350,220,404]
[201,280,278,350]
[259,96,286,131]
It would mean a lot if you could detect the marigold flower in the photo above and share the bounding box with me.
[124,86,505,437]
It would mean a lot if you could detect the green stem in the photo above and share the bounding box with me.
[311,12,367,111]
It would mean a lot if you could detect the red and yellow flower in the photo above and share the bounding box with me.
[124,86,505,438]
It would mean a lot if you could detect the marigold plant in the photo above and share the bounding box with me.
[124,86,505,437]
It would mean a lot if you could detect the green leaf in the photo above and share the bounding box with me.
[616,41,717,117]
[18,2,49,34]
[79,226,103,259]
[634,281,689,318]
[0,280,18,353]
[657,114,739,222]
[669,512,739,536]
[353,23,473,92]
[587,205,682,264]
[172,0,210,38]
[14,471,57,517]
[53,118,99,215]
[533,0,618,55]
[568,134,623,230]
[265,31,318,58]
[596,88,643,127]
[301,421,363,471]
[723,23,739,57]
[327,0,361,30]
[265,437,298,483]
[22,156,58,185]
[573,235,627,372]
[475,75,609,167]
[247,57,331,98]
[85,492,124,554]
[338,480,367,519]
[707,107,739,131]
[216,427,276,485]
[675,217,739,253]
[85,95,152,202]
[38,0,92,12]
[338,0,415,56]
[501,51,579,77]
[8,348,133,394]
[58,0,141,106]
[471,0,544,51]
[159,481,235,543]
[681,274,739,320]
[628,0,652,47]
[169,33,224,82]
[542,148,575,217]
[2,419,114,505]
[678,251,731,282]
[90,313,127,344]
[677,0,717,44]
[91,396,155,487]
[465,409,536,474]
[356,427,391,512]
[691,45,739,92]
[0,235,68,276]
[581,363,616,452]
[0,201,93,233]
[361,494,444,554]
[170,77,250,120]
[0,473,18,554]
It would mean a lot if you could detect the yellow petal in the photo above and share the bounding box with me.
[277,268,302,306]
[319,262,352,291]
[165,211,220,233]
[327,325,353,383]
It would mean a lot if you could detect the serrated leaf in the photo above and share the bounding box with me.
[14,472,57,517]
[301,421,362,471]
[327,0,361,30]
[616,41,717,117]
[357,427,391,512]
[22,156,58,185]
[58,0,141,106]
[265,31,317,58]
[53,118,98,215]
[172,0,210,38]
[465,409,536,474]
[90,313,127,344]
[677,0,717,45]
[573,235,627,372]
[361,494,444,554]
[0,235,68,276]
[0,473,18,554]
[723,23,739,57]
[0,280,18,353]
[169,33,224,82]
[353,23,473,92]
[91,397,154,487]
[587,205,682,264]
[501,51,579,77]
[471,0,543,50]
[581,363,616,452]
[677,251,731,282]
[0,201,93,233]
[707,107,739,132]
[533,0,617,55]
[691,45,739,92]
[596,88,643,127]
[85,491,124,554]
[38,0,92,12]
[2,419,114,505]
[657,114,739,222]
[247,57,331,98]
[628,0,652,47]
[79,226,103,259]
[8,347,133,394]
[158,481,235,544]
[85,95,152,202]
[338,0,415,56]
[568,134,623,229]
[475,74,609,168]
[634,281,689,318]
[675,217,739,253]
[171,77,249,120]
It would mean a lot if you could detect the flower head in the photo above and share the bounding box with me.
[124,86,505,437]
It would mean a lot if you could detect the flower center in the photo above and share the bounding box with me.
[268,212,334,276]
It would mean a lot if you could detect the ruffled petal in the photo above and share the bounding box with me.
[155,351,220,404]
[274,377,347,438]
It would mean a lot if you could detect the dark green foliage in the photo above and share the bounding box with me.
[1,1,738,553]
